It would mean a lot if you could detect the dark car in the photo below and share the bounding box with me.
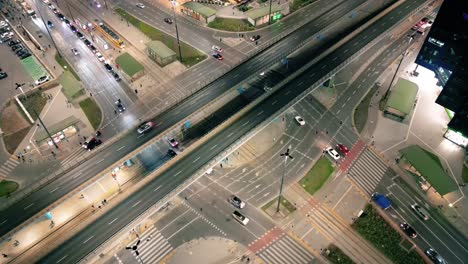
[52,8,59,14]
[250,35,260,41]
[336,143,349,156]
[57,13,65,20]
[12,44,23,52]
[115,99,125,112]
[83,39,91,46]
[167,149,177,158]
[76,31,84,39]
[111,71,121,81]
[89,45,97,53]
[70,25,77,33]
[20,52,31,59]
[168,138,179,148]
[212,52,223,60]
[399,223,417,238]
[0,71,7,79]
[64,19,71,26]
[104,63,113,72]
[425,248,446,264]
[8,39,20,46]
[228,195,246,209]
[163,18,173,24]
[16,49,28,56]
[82,137,102,151]
[47,20,54,28]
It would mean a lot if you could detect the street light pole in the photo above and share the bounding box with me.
[171,1,183,62]
[34,0,62,58]
[103,0,108,9]
[268,0,273,25]
[64,0,76,23]
[276,148,293,212]
[384,35,414,99]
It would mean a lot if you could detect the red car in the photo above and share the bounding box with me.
[336,144,349,156]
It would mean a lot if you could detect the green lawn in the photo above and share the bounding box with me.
[79,98,102,130]
[354,85,379,133]
[290,0,316,12]
[463,164,468,183]
[116,52,144,77]
[208,17,255,32]
[0,180,19,197]
[352,204,424,264]
[324,244,355,264]
[55,53,81,81]
[59,71,84,100]
[262,195,296,213]
[115,8,206,67]
[17,91,47,122]
[299,157,334,195]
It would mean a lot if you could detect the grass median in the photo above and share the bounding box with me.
[79,98,102,130]
[324,244,355,264]
[208,17,254,32]
[115,8,206,67]
[55,53,81,81]
[352,204,424,264]
[0,180,19,197]
[299,157,334,195]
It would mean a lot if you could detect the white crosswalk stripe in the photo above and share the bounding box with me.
[258,235,314,264]
[61,148,86,167]
[347,148,391,195]
[0,157,20,177]
[127,226,173,263]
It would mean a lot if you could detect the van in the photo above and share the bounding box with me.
[232,211,249,225]
[411,203,430,221]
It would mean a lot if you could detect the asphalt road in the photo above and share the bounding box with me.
[39,0,431,262]
[0,0,365,238]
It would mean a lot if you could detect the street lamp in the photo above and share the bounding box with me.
[15,83,59,149]
[268,0,273,25]
[384,35,414,99]
[171,0,183,63]
[63,0,76,24]
[276,148,293,212]
[126,237,144,263]
[33,0,62,58]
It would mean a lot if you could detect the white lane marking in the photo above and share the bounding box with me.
[167,216,199,240]
[193,157,201,163]
[56,255,68,263]
[210,144,218,150]
[50,187,58,193]
[132,200,142,208]
[332,185,353,209]
[175,170,183,176]
[271,100,277,106]
[0,220,7,226]
[257,110,264,116]
[298,81,304,86]
[321,65,326,69]
[154,185,163,192]
[137,134,145,138]
[96,159,105,164]
[24,203,34,210]
[72,172,82,179]
[117,146,126,151]
[108,218,118,225]
[227,132,234,138]
[82,235,94,244]
[242,121,250,127]
[344,49,348,53]
[285,90,291,95]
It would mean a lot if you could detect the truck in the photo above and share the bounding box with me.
[372,193,391,210]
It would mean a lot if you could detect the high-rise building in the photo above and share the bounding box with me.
[414,0,468,147]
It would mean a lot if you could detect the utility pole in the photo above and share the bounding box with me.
[268,0,273,25]
[64,0,76,23]
[34,0,62,58]
[276,148,293,212]
[384,35,414,99]
[171,0,183,62]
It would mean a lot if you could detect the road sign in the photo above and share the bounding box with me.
[45,212,52,220]
[184,120,191,128]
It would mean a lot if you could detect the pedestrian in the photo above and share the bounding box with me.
[48,44,51,48]
[90,92,92,97]
[184,196,187,200]
[79,142,82,146]
[140,84,142,88]
[134,89,138,94]
[53,65,56,69]
[80,194,84,199]
[326,130,328,134]
[200,207,203,212]
[220,163,223,168]
[2,253,7,258]
[17,155,20,160]
[98,205,101,209]
[83,136,87,141]
[114,110,118,115]
[219,37,222,42]
[247,257,250,262]
[103,199,107,204]
[91,205,95,208]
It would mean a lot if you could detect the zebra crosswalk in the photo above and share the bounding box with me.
[257,235,315,264]
[0,156,20,179]
[347,147,392,195]
[60,147,86,167]
[127,226,173,263]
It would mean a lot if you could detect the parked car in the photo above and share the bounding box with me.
[0,71,7,79]
[95,52,105,62]
[57,13,65,20]
[112,71,121,81]
[8,39,20,46]
[19,52,31,59]
[64,19,71,26]
[76,31,85,40]
[89,45,97,53]
[167,149,177,158]
[164,18,173,24]
[212,45,223,53]
[168,138,178,148]
[82,137,102,151]
[228,195,245,209]
[104,63,113,72]
[35,75,50,85]
[12,44,24,52]
[70,25,77,33]
[83,39,91,46]
[400,223,417,238]
[137,121,155,134]
[250,35,260,41]
[294,116,305,126]
[212,52,223,60]
[326,147,340,160]
[136,3,145,8]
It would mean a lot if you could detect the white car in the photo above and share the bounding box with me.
[35,75,50,85]
[71,48,79,55]
[232,211,249,225]
[295,116,305,126]
[212,45,223,53]
[0,32,13,38]
[136,3,145,8]
[96,52,105,62]
[137,121,154,134]
[326,147,340,160]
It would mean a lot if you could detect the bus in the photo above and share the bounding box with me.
[20,1,36,17]
[93,21,124,49]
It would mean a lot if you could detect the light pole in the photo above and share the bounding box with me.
[384,35,414,99]
[34,0,62,58]
[171,0,183,62]
[15,83,59,149]
[276,148,293,212]
[126,237,144,263]
[268,0,273,25]
[63,0,76,23]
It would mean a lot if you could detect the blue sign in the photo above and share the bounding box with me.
[45,212,52,220]
[316,34,323,40]
[237,87,244,94]
[281,57,288,65]
[184,121,191,129]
